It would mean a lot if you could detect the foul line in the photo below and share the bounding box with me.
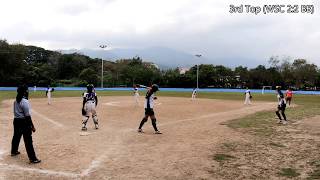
[0,150,5,160]
[159,103,275,127]
[0,163,79,179]
[80,155,105,177]
[31,110,64,128]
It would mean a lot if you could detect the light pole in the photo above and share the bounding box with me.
[99,45,107,88]
[195,54,202,89]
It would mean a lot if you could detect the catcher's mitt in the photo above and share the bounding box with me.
[82,108,86,116]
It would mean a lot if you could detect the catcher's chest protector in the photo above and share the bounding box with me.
[84,92,96,102]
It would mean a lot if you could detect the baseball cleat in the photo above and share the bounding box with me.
[30,159,41,164]
[95,125,99,129]
[282,120,287,125]
[137,129,144,133]
[81,127,87,131]
[155,131,162,134]
[11,151,20,156]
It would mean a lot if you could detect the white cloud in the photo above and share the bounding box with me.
[0,0,319,66]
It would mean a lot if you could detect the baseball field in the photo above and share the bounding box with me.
[1,91,320,179]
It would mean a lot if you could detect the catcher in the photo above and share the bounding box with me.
[137,84,162,134]
[81,84,99,131]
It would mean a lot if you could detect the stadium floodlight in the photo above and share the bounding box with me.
[99,45,107,88]
[195,54,202,89]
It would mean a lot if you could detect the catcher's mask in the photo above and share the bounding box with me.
[151,84,159,92]
[87,84,94,93]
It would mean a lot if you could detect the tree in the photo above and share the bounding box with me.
[79,68,99,85]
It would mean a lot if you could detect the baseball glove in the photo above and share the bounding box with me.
[82,108,86,116]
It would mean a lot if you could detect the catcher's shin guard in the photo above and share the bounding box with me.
[82,116,89,127]
[93,115,99,129]
[93,115,98,124]
[151,118,158,131]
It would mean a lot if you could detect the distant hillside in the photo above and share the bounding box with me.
[60,47,212,69]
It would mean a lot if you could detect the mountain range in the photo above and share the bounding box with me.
[61,47,260,69]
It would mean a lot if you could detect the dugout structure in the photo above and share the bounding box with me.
[262,86,272,94]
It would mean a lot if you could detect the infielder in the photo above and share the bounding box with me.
[285,88,293,107]
[81,84,99,131]
[275,86,287,124]
[133,84,140,106]
[191,88,197,100]
[244,87,252,105]
[137,84,162,134]
[46,85,54,105]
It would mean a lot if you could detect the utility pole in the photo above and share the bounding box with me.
[195,54,202,89]
[99,45,107,88]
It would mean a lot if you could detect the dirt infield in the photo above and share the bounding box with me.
[0,96,275,180]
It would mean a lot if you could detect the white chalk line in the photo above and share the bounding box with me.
[118,103,275,133]
[80,155,105,177]
[31,110,64,128]
[80,139,123,177]
[0,163,80,178]
[159,103,275,127]
[0,150,6,161]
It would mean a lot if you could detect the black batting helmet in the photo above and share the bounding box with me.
[151,84,159,92]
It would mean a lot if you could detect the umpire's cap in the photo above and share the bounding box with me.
[151,84,159,92]
[17,85,28,94]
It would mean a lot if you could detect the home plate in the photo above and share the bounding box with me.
[79,132,92,136]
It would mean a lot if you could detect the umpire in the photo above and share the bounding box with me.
[11,85,41,163]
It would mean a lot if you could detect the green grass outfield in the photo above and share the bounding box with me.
[0,91,276,103]
[1,90,319,103]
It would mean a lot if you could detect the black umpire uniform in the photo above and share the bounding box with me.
[11,85,41,163]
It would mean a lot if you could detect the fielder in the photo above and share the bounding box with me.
[191,88,197,100]
[133,84,140,106]
[244,87,252,105]
[46,85,54,105]
[275,86,287,124]
[137,84,162,134]
[81,84,99,131]
[285,88,293,107]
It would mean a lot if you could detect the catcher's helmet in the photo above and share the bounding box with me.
[87,84,94,92]
[151,84,159,92]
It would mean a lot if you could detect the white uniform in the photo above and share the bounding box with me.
[83,92,97,116]
[46,87,53,105]
[277,94,286,107]
[82,92,99,129]
[191,89,197,100]
[244,89,251,105]
[144,93,155,109]
[134,87,140,106]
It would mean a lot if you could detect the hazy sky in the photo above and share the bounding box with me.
[1,0,319,66]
